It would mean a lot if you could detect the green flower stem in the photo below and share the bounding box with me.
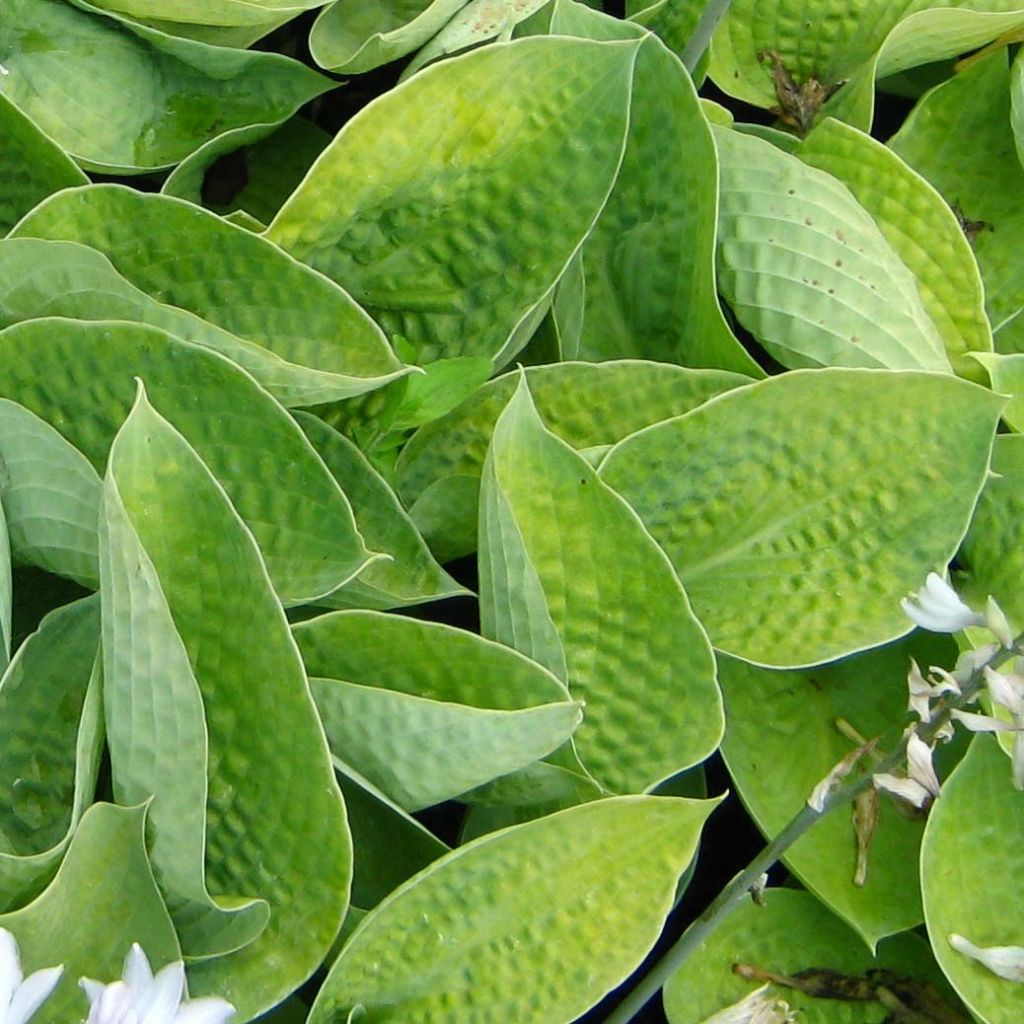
[681,0,733,73]
[603,632,1024,1024]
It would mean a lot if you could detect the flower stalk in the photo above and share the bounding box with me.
[602,628,1024,1024]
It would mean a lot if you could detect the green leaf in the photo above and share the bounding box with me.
[0,95,87,236]
[480,378,722,792]
[0,318,374,607]
[12,187,407,409]
[547,3,762,376]
[294,609,579,808]
[957,435,1024,630]
[0,802,180,1024]
[889,50,1024,331]
[625,0,708,57]
[309,0,469,73]
[719,632,956,948]
[387,358,493,431]
[0,398,101,589]
[296,414,467,610]
[162,117,331,223]
[709,1,1024,131]
[103,388,351,1017]
[664,888,954,1024]
[101,435,270,960]
[336,767,448,912]
[308,795,719,1024]
[0,597,102,911]
[86,0,327,28]
[599,369,1003,667]
[800,117,992,382]
[400,0,553,80]
[973,354,1024,432]
[396,360,751,562]
[265,36,638,366]
[714,125,951,372]
[922,735,1024,1024]
[0,0,330,173]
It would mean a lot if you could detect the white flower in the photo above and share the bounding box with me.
[907,659,959,723]
[949,933,1024,982]
[81,945,234,1024]
[0,928,62,1024]
[873,772,933,808]
[985,597,1015,648]
[699,985,797,1023]
[873,730,941,808]
[807,740,875,812]
[901,573,985,633]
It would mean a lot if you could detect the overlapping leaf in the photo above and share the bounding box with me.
[800,117,991,380]
[0,0,330,173]
[0,318,373,606]
[599,369,1003,667]
[714,125,951,371]
[101,390,350,1017]
[0,803,180,1024]
[0,96,86,236]
[309,0,470,73]
[86,0,326,28]
[922,736,1024,1024]
[309,796,718,1024]
[296,413,467,610]
[665,889,954,1023]
[294,609,580,808]
[547,1,761,376]
[0,399,102,589]
[396,360,751,561]
[719,633,956,947]
[0,597,102,917]
[266,36,639,366]
[480,378,722,793]
[13,187,407,408]
[889,51,1024,332]
[709,1,1024,130]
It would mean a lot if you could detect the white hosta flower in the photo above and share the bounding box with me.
[699,986,797,1023]
[949,933,1024,982]
[985,597,1015,648]
[907,659,960,723]
[985,667,1024,718]
[0,928,63,1024]
[901,573,985,634]
[81,945,234,1024]
[906,732,941,798]
[950,709,1017,732]
[872,772,933,808]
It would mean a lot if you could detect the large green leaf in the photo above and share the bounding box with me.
[889,51,1024,331]
[266,36,639,366]
[0,803,180,1024]
[0,96,86,236]
[957,435,1024,630]
[101,437,269,960]
[709,1,1024,130]
[625,0,708,57]
[0,237,406,410]
[296,413,467,610]
[0,399,101,589]
[714,125,951,372]
[599,369,1003,667]
[396,360,751,561]
[309,0,469,73]
[103,389,351,1017]
[480,378,722,793]
[976,352,1024,431]
[294,609,580,808]
[0,598,102,912]
[922,736,1024,1024]
[665,889,954,1024]
[800,117,992,381]
[0,0,330,173]
[547,2,761,376]
[12,187,407,408]
[308,795,718,1024]
[0,318,373,606]
[719,632,956,948]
